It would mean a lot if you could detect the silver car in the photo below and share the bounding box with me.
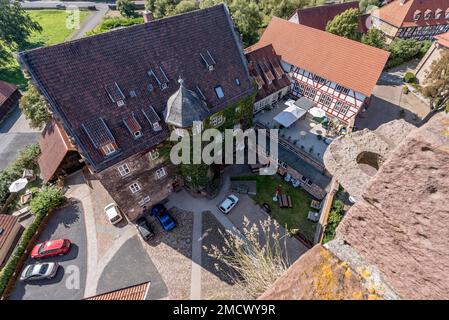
[20,262,59,281]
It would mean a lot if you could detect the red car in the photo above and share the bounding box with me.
[31,239,71,259]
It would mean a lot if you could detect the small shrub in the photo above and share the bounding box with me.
[402,85,410,94]
[404,72,415,83]
[30,186,65,217]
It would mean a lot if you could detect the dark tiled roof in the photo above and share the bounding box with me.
[81,118,116,149]
[0,81,18,106]
[19,4,253,172]
[245,44,291,103]
[289,1,360,31]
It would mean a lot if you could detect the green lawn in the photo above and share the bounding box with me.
[0,10,90,89]
[231,175,316,241]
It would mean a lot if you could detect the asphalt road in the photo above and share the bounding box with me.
[9,200,87,300]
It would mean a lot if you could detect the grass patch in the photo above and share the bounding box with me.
[231,175,316,241]
[0,10,90,88]
[24,10,91,49]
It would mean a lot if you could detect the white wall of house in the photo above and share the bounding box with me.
[282,62,366,124]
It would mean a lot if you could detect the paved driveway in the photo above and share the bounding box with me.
[9,200,87,300]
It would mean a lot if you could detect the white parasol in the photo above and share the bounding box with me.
[8,178,29,193]
[309,107,326,118]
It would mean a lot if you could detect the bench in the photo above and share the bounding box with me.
[278,194,292,208]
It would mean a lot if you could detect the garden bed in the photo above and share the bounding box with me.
[231,175,316,242]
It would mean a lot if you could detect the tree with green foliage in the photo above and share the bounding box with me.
[180,164,211,189]
[0,0,42,48]
[361,28,385,49]
[145,0,181,19]
[87,16,144,35]
[19,84,52,129]
[386,38,430,68]
[421,50,449,113]
[326,8,362,41]
[323,199,345,243]
[116,0,137,18]
[0,40,11,69]
[172,0,199,15]
[30,186,65,216]
[229,0,263,46]
[359,0,380,13]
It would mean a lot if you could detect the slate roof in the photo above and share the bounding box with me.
[372,0,449,28]
[165,79,210,128]
[249,17,390,97]
[244,44,291,103]
[289,1,360,31]
[19,4,253,172]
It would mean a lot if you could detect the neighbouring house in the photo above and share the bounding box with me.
[38,119,84,183]
[415,31,449,83]
[18,4,254,220]
[260,112,449,300]
[288,1,369,33]
[0,80,21,123]
[0,214,23,267]
[84,281,151,300]
[245,44,290,114]
[248,17,390,127]
[371,0,449,44]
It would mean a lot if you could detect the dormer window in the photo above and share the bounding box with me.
[424,10,432,20]
[414,10,421,20]
[142,106,162,132]
[123,115,142,139]
[446,9,449,19]
[105,82,126,107]
[435,9,442,19]
[148,67,169,91]
[214,85,224,99]
[149,150,159,160]
[200,50,216,71]
[102,143,117,156]
[235,78,241,86]
[129,90,137,98]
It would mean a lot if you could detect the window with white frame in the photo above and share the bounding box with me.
[101,143,117,156]
[334,101,350,115]
[155,167,167,179]
[340,103,350,115]
[138,195,151,207]
[117,163,130,177]
[318,94,332,107]
[129,182,141,194]
[149,150,159,160]
[424,11,432,20]
[214,86,225,99]
[335,84,350,95]
[446,11,449,19]
[210,114,224,127]
[304,86,317,100]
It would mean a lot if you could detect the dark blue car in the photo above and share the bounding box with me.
[151,204,177,231]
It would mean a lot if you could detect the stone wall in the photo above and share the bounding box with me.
[96,147,177,221]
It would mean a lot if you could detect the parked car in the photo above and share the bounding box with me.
[151,204,177,231]
[104,203,123,225]
[20,262,59,282]
[135,217,155,240]
[219,194,239,214]
[31,239,71,259]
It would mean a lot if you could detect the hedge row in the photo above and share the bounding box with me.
[0,186,65,297]
[0,144,41,206]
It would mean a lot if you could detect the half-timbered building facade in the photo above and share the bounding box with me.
[248,17,390,125]
[372,0,449,44]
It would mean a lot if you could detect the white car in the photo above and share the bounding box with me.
[219,194,239,214]
[20,262,59,281]
[104,203,123,225]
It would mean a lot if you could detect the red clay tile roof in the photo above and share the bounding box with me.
[436,30,449,46]
[249,17,390,97]
[373,0,449,28]
[245,44,290,102]
[289,1,360,31]
[19,4,253,172]
[0,81,18,106]
[0,214,19,252]
[38,120,76,182]
[85,282,150,300]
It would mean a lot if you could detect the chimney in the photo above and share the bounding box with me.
[143,11,154,23]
